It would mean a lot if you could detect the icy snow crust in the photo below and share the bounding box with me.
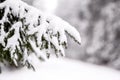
[0,58,120,80]
[0,0,81,67]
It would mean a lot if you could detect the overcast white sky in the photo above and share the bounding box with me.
[33,0,58,13]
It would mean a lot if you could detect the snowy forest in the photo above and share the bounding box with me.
[1,0,120,80]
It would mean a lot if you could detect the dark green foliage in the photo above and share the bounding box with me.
[0,8,5,20]
[0,0,6,3]
[0,44,14,65]
[4,22,11,33]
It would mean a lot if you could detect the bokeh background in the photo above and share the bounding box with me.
[22,0,120,70]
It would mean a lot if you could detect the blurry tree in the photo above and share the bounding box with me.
[56,0,120,69]
[22,0,33,5]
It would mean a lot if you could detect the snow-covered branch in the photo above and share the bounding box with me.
[0,0,81,69]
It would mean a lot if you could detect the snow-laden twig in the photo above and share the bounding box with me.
[0,0,81,69]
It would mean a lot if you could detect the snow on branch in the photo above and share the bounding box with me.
[0,0,81,69]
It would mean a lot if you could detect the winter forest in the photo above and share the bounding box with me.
[1,0,120,80]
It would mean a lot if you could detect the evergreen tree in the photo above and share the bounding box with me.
[0,0,81,70]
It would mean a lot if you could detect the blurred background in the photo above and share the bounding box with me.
[22,0,120,70]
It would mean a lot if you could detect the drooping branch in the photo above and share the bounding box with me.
[0,0,81,70]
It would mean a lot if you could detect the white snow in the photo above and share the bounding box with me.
[0,58,120,80]
[0,0,81,67]
[45,14,81,45]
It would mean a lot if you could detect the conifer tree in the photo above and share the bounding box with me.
[0,0,81,70]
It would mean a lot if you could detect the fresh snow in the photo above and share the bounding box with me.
[0,57,120,80]
[0,0,81,67]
